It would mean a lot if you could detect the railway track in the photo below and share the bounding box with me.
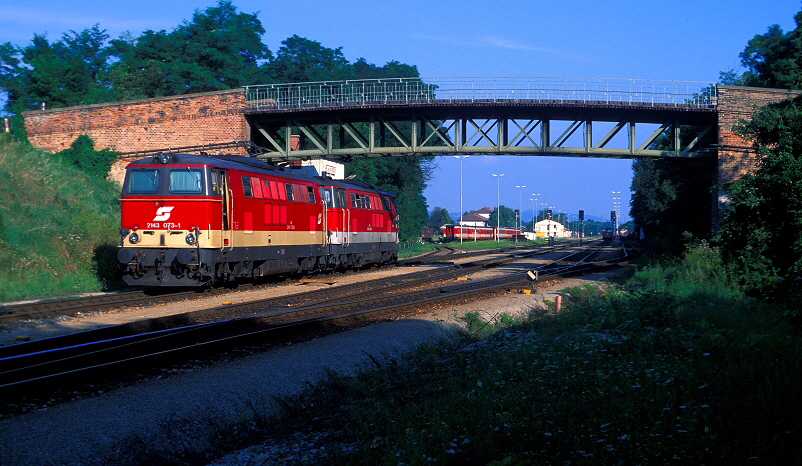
[0,244,539,324]
[0,241,628,399]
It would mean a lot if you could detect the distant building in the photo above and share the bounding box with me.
[531,219,570,238]
[458,212,490,227]
[474,206,493,220]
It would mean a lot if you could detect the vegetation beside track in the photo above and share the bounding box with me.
[111,241,802,465]
[0,136,122,302]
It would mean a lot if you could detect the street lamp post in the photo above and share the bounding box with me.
[612,191,621,242]
[529,198,535,234]
[531,193,541,226]
[492,174,504,241]
[515,185,525,245]
[455,156,469,245]
[540,202,548,234]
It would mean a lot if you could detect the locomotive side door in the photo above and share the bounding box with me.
[219,170,233,251]
[323,187,348,246]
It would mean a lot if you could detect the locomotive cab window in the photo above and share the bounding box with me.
[320,187,333,207]
[336,189,347,208]
[169,169,203,194]
[210,170,223,196]
[242,176,253,197]
[126,169,161,194]
[381,196,392,212]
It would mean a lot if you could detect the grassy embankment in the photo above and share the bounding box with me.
[321,244,802,464]
[0,136,121,302]
[120,242,802,465]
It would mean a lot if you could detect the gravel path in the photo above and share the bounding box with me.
[0,259,627,465]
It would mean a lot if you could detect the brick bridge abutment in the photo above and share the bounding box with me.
[22,89,249,182]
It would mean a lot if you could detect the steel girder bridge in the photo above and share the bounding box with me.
[243,77,718,162]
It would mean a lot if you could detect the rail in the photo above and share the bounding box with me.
[245,76,717,111]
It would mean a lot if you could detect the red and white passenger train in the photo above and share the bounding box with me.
[117,154,399,286]
[440,224,520,242]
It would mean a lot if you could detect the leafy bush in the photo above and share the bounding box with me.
[56,134,119,179]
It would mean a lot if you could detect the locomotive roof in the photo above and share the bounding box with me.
[129,153,281,172]
[129,153,317,182]
[127,153,396,198]
[320,177,396,199]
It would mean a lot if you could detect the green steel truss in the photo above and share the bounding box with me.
[244,77,717,161]
[247,111,717,161]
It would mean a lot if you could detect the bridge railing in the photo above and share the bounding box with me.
[245,77,716,111]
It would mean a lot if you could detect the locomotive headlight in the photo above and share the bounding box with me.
[185,232,197,245]
[129,232,140,244]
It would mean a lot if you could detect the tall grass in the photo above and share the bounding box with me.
[0,135,121,301]
[278,243,802,465]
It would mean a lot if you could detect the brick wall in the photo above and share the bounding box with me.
[23,89,248,182]
[716,85,800,185]
[713,85,801,226]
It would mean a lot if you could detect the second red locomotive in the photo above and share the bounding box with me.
[117,154,399,286]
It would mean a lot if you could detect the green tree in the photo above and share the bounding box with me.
[488,205,517,228]
[0,25,113,113]
[107,0,270,99]
[266,35,350,83]
[351,58,419,80]
[630,158,713,251]
[740,10,802,89]
[426,207,453,229]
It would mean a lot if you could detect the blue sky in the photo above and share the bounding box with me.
[3,0,800,221]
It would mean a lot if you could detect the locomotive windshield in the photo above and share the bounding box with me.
[126,169,160,194]
[169,169,203,194]
[123,166,210,196]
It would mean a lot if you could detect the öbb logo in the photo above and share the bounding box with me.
[153,206,175,222]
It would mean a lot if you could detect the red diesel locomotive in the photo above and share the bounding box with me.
[117,154,399,286]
